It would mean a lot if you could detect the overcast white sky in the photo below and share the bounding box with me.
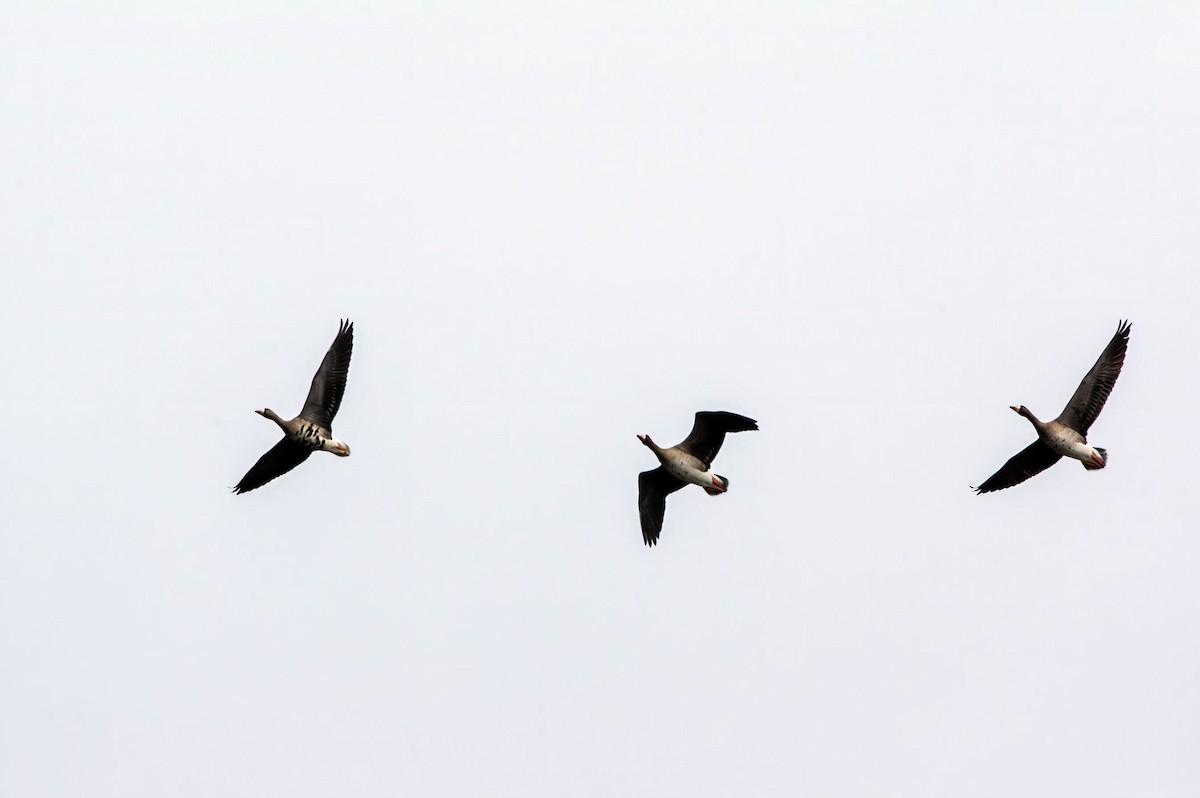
[3,2,1199,796]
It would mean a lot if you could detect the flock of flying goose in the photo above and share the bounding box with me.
[234,318,1132,545]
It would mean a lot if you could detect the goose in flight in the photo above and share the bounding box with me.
[974,320,1130,494]
[637,411,758,545]
[233,319,354,494]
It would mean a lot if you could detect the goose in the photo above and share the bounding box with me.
[233,319,354,494]
[637,411,758,545]
[973,320,1130,495]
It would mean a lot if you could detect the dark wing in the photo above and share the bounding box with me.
[676,411,759,467]
[1056,320,1130,435]
[233,437,313,494]
[638,467,686,546]
[973,440,1063,494]
[300,319,354,429]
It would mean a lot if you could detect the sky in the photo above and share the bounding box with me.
[2,2,1199,796]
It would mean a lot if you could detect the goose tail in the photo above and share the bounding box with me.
[704,474,729,495]
[1083,447,1107,471]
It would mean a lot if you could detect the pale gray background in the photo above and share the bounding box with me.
[3,2,1198,796]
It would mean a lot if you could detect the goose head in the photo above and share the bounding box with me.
[329,437,351,457]
[1010,405,1036,420]
[256,408,288,428]
[1010,405,1045,427]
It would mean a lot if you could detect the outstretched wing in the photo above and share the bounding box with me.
[973,440,1062,495]
[638,467,686,546]
[300,319,354,429]
[233,437,313,494]
[1057,320,1130,435]
[676,411,758,468]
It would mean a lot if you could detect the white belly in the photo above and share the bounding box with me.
[665,459,719,489]
[1046,431,1097,463]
